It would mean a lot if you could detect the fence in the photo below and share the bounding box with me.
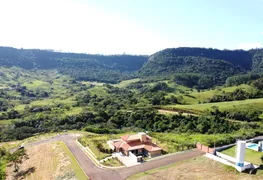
[196,142,214,153]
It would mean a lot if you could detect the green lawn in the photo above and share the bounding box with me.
[57,141,88,180]
[221,145,263,165]
[78,132,136,160]
[78,134,112,160]
[101,157,123,167]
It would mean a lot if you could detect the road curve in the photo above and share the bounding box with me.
[24,134,204,180]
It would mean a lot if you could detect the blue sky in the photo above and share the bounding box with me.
[0,0,262,54]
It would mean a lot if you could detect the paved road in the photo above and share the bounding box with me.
[24,134,204,180]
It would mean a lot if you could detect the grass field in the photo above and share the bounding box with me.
[151,131,259,149]
[163,97,263,112]
[81,81,105,86]
[164,84,256,106]
[128,156,262,180]
[0,120,12,125]
[23,80,52,91]
[88,86,108,96]
[114,78,140,87]
[221,146,263,165]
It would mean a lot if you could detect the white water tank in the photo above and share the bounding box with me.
[236,140,246,167]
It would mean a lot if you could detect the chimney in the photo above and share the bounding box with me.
[139,132,147,143]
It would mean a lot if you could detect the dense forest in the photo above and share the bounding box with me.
[139,47,263,88]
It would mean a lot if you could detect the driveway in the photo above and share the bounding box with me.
[24,134,204,180]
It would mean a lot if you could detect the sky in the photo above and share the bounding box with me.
[0,0,262,55]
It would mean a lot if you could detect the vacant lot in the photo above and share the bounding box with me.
[128,156,263,180]
[6,141,86,180]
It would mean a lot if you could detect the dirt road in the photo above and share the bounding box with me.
[24,134,204,180]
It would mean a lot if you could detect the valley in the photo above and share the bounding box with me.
[1,46,263,179]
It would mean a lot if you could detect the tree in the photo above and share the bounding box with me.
[252,78,263,90]
[7,148,29,172]
[0,148,6,159]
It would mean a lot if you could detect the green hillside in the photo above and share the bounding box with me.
[138,47,263,88]
[0,46,147,83]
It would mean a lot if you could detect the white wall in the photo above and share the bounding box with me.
[216,152,236,163]
[206,153,258,172]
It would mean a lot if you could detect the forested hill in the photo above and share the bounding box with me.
[0,46,147,83]
[138,47,263,86]
[1,46,263,85]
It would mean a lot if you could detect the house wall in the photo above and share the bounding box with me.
[139,133,147,143]
[107,140,115,150]
[149,150,161,157]
[123,150,129,156]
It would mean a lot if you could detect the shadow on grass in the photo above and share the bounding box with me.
[253,165,263,175]
[243,165,263,175]
[15,167,36,179]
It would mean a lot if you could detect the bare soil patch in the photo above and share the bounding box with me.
[6,142,76,180]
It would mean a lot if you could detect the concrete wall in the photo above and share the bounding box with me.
[216,152,236,163]
[206,153,235,167]
[207,152,258,172]
[149,150,162,157]
[128,151,139,163]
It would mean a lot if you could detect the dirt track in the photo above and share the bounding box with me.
[24,134,204,180]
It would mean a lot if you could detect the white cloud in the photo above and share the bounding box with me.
[237,42,262,50]
[0,0,175,55]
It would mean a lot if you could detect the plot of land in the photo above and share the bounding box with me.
[221,146,263,165]
[128,156,263,180]
[163,97,263,113]
[6,141,86,180]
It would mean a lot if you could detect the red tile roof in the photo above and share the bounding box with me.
[144,143,162,152]
[113,141,122,148]
[121,134,152,142]
[112,139,162,152]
